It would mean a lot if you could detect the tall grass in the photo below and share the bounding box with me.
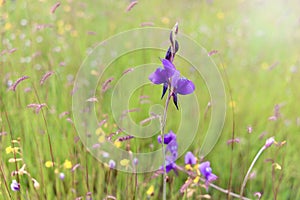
[1,0,299,199]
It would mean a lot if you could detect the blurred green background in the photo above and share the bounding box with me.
[1,0,300,199]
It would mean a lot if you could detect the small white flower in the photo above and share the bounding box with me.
[10,180,20,191]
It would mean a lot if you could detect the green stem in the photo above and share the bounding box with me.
[240,146,266,198]
[160,92,172,200]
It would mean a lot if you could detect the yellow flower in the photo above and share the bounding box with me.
[146,185,154,196]
[98,135,106,143]
[161,17,170,25]
[63,5,71,12]
[273,163,282,170]
[120,159,129,167]
[229,100,236,108]
[0,0,5,7]
[91,70,99,76]
[5,146,13,154]
[193,164,200,171]
[185,164,193,171]
[261,62,269,70]
[4,22,12,31]
[71,30,78,37]
[104,123,108,128]
[114,140,121,148]
[5,146,19,154]
[63,159,72,169]
[64,24,72,31]
[45,161,54,168]
[217,12,224,20]
[193,176,200,184]
[96,128,105,135]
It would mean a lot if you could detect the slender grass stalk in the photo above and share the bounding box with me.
[207,180,251,200]
[0,161,11,199]
[240,146,266,197]
[1,97,20,200]
[32,85,55,164]
[217,54,236,200]
[31,127,46,199]
[160,92,172,200]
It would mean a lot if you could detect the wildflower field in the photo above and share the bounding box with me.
[1,0,300,199]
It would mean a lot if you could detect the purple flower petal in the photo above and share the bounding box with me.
[161,59,176,76]
[109,160,116,169]
[10,180,20,191]
[199,161,217,184]
[264,137,275,148]
[149,68,168,84]
[161,83,168,99]
[166,139,178,160]
[207,173,218,182]
[175,78,195,95]
[185,151,197,165]
[149,59,177,85]
[157,131,176,144]
[172,93,179,110]
[165,162,176,173]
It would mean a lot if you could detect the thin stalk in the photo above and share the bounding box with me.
[32,85,55,164]
[160,92,172,200]
[177,166,251,200]
[207,180,251,200]
[240,146,266,197]
[0,161,11,199]
[1,97,20,200]
[218,54,236,200]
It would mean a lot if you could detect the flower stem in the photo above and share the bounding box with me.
[240,146,266,197]
[207,180,251,200]
[176,166,251,200]
[160,92,172,200]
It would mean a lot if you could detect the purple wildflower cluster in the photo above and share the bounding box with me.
[157,133,218,187]
[185,151,218,186]
[158,131,178,173]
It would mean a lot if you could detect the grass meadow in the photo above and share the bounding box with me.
[1,0,300,199]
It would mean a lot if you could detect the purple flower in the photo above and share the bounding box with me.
[157,131,176,144]
[166,139,178,161]
[149,59,176,91]
[164,158,177,173]
[158,130,178,173]
[184,151,197,165]
[59,172,65,180]
[171,72,195,109]
[10,180,20,191]
[149,58,195,109]
[149,59,177,99]
[264,137,275,149]
[109,160,116,169]
[199,161,217,186]
[172,72,195,95]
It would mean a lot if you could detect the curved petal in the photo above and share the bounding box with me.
[161,83,168,99]
[185,151,197,165]
[149,67,168,84]
[199,161,211,177]
[175,78,195,95]
[161,59,176,77]
[157,130,176,144]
